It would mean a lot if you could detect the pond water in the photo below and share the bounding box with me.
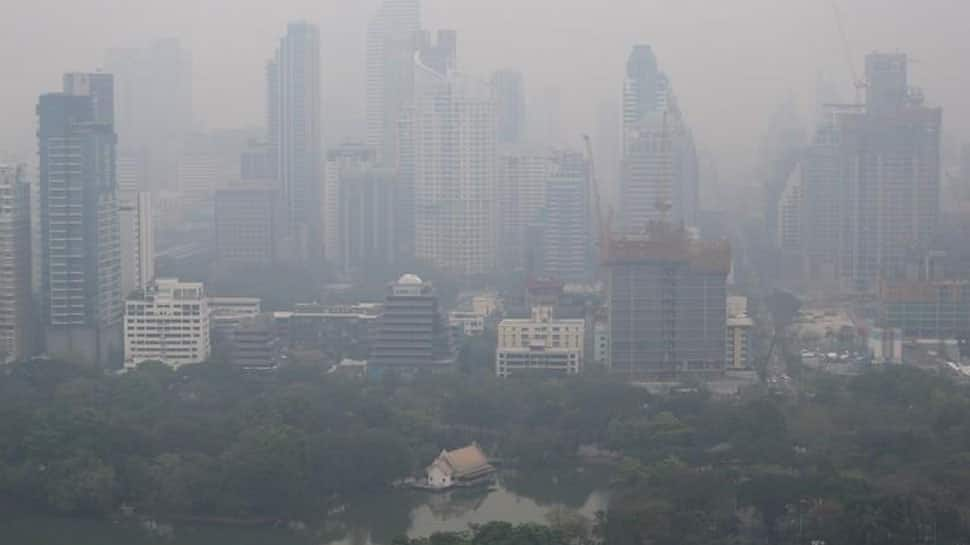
[0,467,612,545]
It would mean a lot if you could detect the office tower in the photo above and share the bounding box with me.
[38,73,122,367]
[403,31,496,275]
[496,306,585,378]
[267,22,323,263]
[105,38,192,192]
[124,278,210,369]
[366,0,422,165]
[541,151,591,281]
[118,191,154,296]
[370,274,456,371]
[324,143,374,264]
[802,53,941,292]
[325,144,398,275]
[776,166,804,253]
[214,185,282,266]
[761,98,807,247]
[0,165,32,363]
[605,225,730,378]
[492,69,525,146]
[620,46,698,231]
[595,100,621,209]
[622,45,670,148]
[497,150,552,270]
[620,109,699,230]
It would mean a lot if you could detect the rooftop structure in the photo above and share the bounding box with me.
[425,443,495,490]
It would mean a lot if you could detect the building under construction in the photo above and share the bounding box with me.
[605,223,731,379]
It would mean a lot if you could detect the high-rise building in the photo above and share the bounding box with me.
[622,45,670,149]
[214,185,282,266]
[403,31,496,275]
[370,274,456,371]
[497,150,552,270]
[38,73,123,367]
[105,38,192,192]
[496,306,585,378]
[325,145,398,275]
[366,0,422,165]
[124,278,210,369]
[492,69,525,146]
[801,53,941,292]
[620,46,697,232]
[268,22,323,263]
[118,191,154,296]
[605,225,730,378]
[0,165,33,363]
[542,151,591,281]
[725,296,753,370]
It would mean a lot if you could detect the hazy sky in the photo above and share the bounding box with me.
[2,0,968,183]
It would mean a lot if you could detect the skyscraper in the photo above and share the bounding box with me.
[497,150,552,270]
[620,46,698,231]
[801,53,941,292]
[38,73,122,366]
[403,31,497,275]
[366,0,421,165]
[0,165,32,363]
[268,22,323,263]
[541,151,592,281]
[105,38,192,192]
[492,69,526,146]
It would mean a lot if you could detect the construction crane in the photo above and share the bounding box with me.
[832,2,867,104]
[581,134,612,262]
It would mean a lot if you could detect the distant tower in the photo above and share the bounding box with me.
[492,69,526,146]
[622,45,670,150]
[0,165,33,363]
[402,31,497,275]
[366,0,422,166]
[267,22,323,263]
[371,274,456,372]
[38,73,123,367]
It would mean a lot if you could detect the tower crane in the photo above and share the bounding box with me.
[832,2,867,104]
[582,134,612,262]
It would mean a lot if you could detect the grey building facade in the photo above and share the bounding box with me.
[0,165,33,363]
[370,274,456,372]
[38,73,123,366]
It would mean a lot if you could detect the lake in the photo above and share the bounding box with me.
[0,467,612,545]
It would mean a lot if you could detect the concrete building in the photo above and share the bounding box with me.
[274,302,381,363]
[365,0,422,165]
[606,224,730,378]
[776,166,803,252]
[801,53,941,292]
[497,150,552,270]
[496,305,585,377]
[38,73,123,367]
[542,151,591,281]
[124,278,210,369]
[449,311,486,336]
[726,296,753,370]
[403,31,497,275]
[880,280,970,340]
[492,69,526,146]
[0,165,33,363]
[325,143,398,273]
[214,185,282,266]
[225,314,279,369]
[620,45,698,231]
[593,318,609,367]
[370,274,456,371]
[209,296,262,337]
[268,21,323,263]
[119,191,154,297]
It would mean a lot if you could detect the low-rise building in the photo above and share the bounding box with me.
[449,311,486,336]
[209,296,262,336]
[496,306,585,377]
[124,278,210,369]
[225,314,278,369]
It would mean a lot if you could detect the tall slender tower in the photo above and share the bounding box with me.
[492,69,526,146]
[268,22,323,263]
[404,31,496,275]
[0,165,32,363]
[366,0,421,166]
[38,73,123,367]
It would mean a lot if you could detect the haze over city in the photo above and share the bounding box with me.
[3,0,969,186]
[3,1,970,543]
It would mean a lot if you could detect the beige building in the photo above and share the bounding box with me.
[726,296,753,370]
[496,306,584,377]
